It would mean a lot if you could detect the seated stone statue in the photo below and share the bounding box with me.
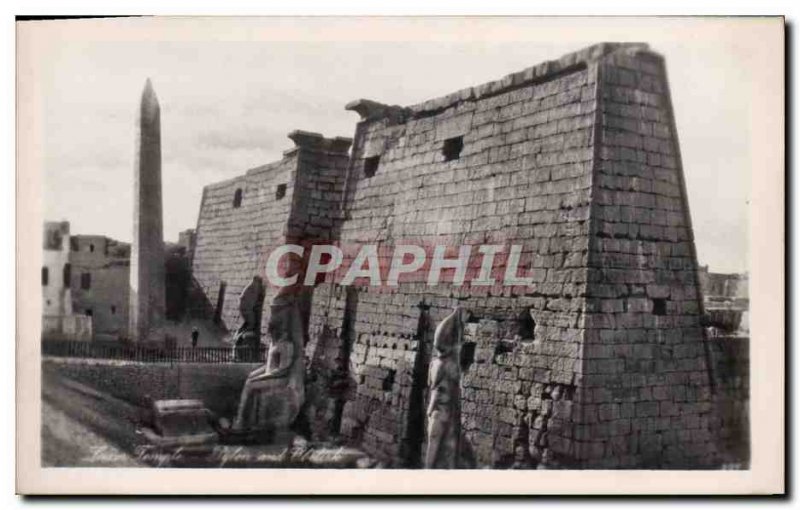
[425,306,471,469]
[232,287,305,442]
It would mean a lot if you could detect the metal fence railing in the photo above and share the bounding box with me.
[42,339,266,364]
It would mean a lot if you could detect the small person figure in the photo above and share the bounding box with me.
[191,327,199,348]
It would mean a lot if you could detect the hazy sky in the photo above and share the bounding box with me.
[29,17,781,274]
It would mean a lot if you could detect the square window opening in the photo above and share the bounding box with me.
[653,298,667,316]
[442,136,464,162]
[364,156,380,178]
[275,183,287,200]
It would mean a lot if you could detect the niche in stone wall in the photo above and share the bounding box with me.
[233,188,243,208]
[364,155,380,178]
[382,368,395,391]
[653,298,667,316]
[460,341,476,372]
[442,136,464,162]
[541,383,576,401]
[516,309,536,340]
[493,339,515,360]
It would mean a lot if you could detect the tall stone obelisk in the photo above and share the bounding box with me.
[129,79,166,342]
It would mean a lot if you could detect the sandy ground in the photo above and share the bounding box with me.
[40,366,371,468]
[41,400,142,467]
[41,369,144,467]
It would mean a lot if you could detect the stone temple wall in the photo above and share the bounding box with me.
[305,47,605,465]
[305,43,727,468]
[574,47,718,468]
[190,42,746,469]
[191,132,351,336]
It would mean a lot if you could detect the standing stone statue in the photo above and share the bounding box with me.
[425,306,469,469]
[238,275,265,334]
[232,287,305,443]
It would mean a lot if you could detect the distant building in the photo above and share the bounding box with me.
[178,229,196,265]
[698,265,749,335]
[42,221,91,341]
[69,234,131,341]
[698,265,748,301]
[164,240,192,323]
[42,221,192,342]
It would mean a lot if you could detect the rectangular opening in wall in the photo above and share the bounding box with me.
[80,272,91,290]
[653,298,667,316]
[275,183,287,200]
[517,309,536,340]
[62,263,71,287]
[41,267,49,286]
[442,136,464,162]
[364,155,380,177]
[460,341,477,372]
[382,368,396,391]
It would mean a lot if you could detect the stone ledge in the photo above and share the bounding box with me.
[345,99,410,122]
[286,130,353,155]
[346,43,657,124]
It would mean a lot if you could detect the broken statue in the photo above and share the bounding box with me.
[232,286,305,442]
[425,306,474,468]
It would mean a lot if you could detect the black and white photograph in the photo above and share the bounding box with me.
[15,15,784,495]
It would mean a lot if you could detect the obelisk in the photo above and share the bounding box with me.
[129,79,166,342]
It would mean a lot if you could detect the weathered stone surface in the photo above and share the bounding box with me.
[191,132,351,336]
[130,79,166,343]
[425,307,471,468]
[189,43,745,469]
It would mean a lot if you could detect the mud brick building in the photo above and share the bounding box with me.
[41,221,130,341]
[42,221,92,341]
[43,221,73,319]
[191,43,747,468]
[69,235,131,341]
[42,222,198,342]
